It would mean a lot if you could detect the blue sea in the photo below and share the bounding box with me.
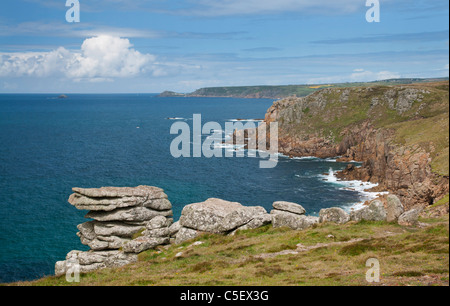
[0,94,371,283]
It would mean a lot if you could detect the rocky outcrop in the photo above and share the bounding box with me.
[55,184,432,277]
[55,186,173,276]
[271,202,319,230]
[350,200,387,222]
[319,207,350,224]
[175,198,271,244]
[386,195,405,222]
[398,208,423,227]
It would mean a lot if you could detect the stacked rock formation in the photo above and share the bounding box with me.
[56,187,426,276]
[55,186,173,276]
[175,198,271,244]
[271,201,319,230]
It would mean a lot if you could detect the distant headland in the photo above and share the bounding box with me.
[158,77,449,99]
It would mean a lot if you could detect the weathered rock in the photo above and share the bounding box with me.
[240,213,272,230]
[69,186,169,211]
[386,195,404,222]
[231,214,272,234]
[122,237,170,254]
[72,186,167,199]
[180,198,242,233]
[145,198,172,211]
[351,200,387,222]
[92,221,145,238]
[57,186,174,276]
[398,208,423,227]
[55,250,138,276]
[179,198,269,234]
[145,228,170,238]
[168,221,181,237]
[77,221,97,240]
[272,201,306,215]
[175,227,200,245]
[319,207,350,224]
[78,232,131,251]
[86,207,172,222]
[272,211,319,230]
[146,215,172,230]
[218,206,268,233]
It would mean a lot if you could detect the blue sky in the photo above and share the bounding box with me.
[0,0,448,93]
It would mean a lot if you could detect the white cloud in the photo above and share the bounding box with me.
[307,69,401,84]
[350,69,401,81]
[171,0,366,16]
[0,36,158,80]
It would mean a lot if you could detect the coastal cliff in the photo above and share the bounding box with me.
[264,82,449,210]
[158,78,449,99]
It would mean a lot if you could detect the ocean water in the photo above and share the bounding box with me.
[0,94,375,283]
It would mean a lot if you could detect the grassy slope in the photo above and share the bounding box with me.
[16,216,449,286]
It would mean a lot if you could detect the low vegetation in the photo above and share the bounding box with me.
[14,215,449,286]
[160,78,449,99]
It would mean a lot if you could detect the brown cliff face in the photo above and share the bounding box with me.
[264,82,449,210]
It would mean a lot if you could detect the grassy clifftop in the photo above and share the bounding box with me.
[159,78,449,99]
[14,215,449,286]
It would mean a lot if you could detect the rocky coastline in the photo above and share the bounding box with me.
[54,81,448,278]
[56,185,424,276]
[263,83,449,210]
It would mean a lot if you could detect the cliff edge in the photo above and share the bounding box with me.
[264,81,449,210]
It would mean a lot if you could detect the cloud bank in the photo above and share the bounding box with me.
[0,36,157,80]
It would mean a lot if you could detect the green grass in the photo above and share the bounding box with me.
[12,215,449,287]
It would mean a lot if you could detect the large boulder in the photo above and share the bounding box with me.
[270,201,317,230]
[350,200,387,222]
[272,201,306,215]
[55,250,138,276]
[398,208,423,227]
[175,198,271,244]
[319,207,350,224]
[179,198,269,234]
[386,195,405,222]
[272,211,318,230]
